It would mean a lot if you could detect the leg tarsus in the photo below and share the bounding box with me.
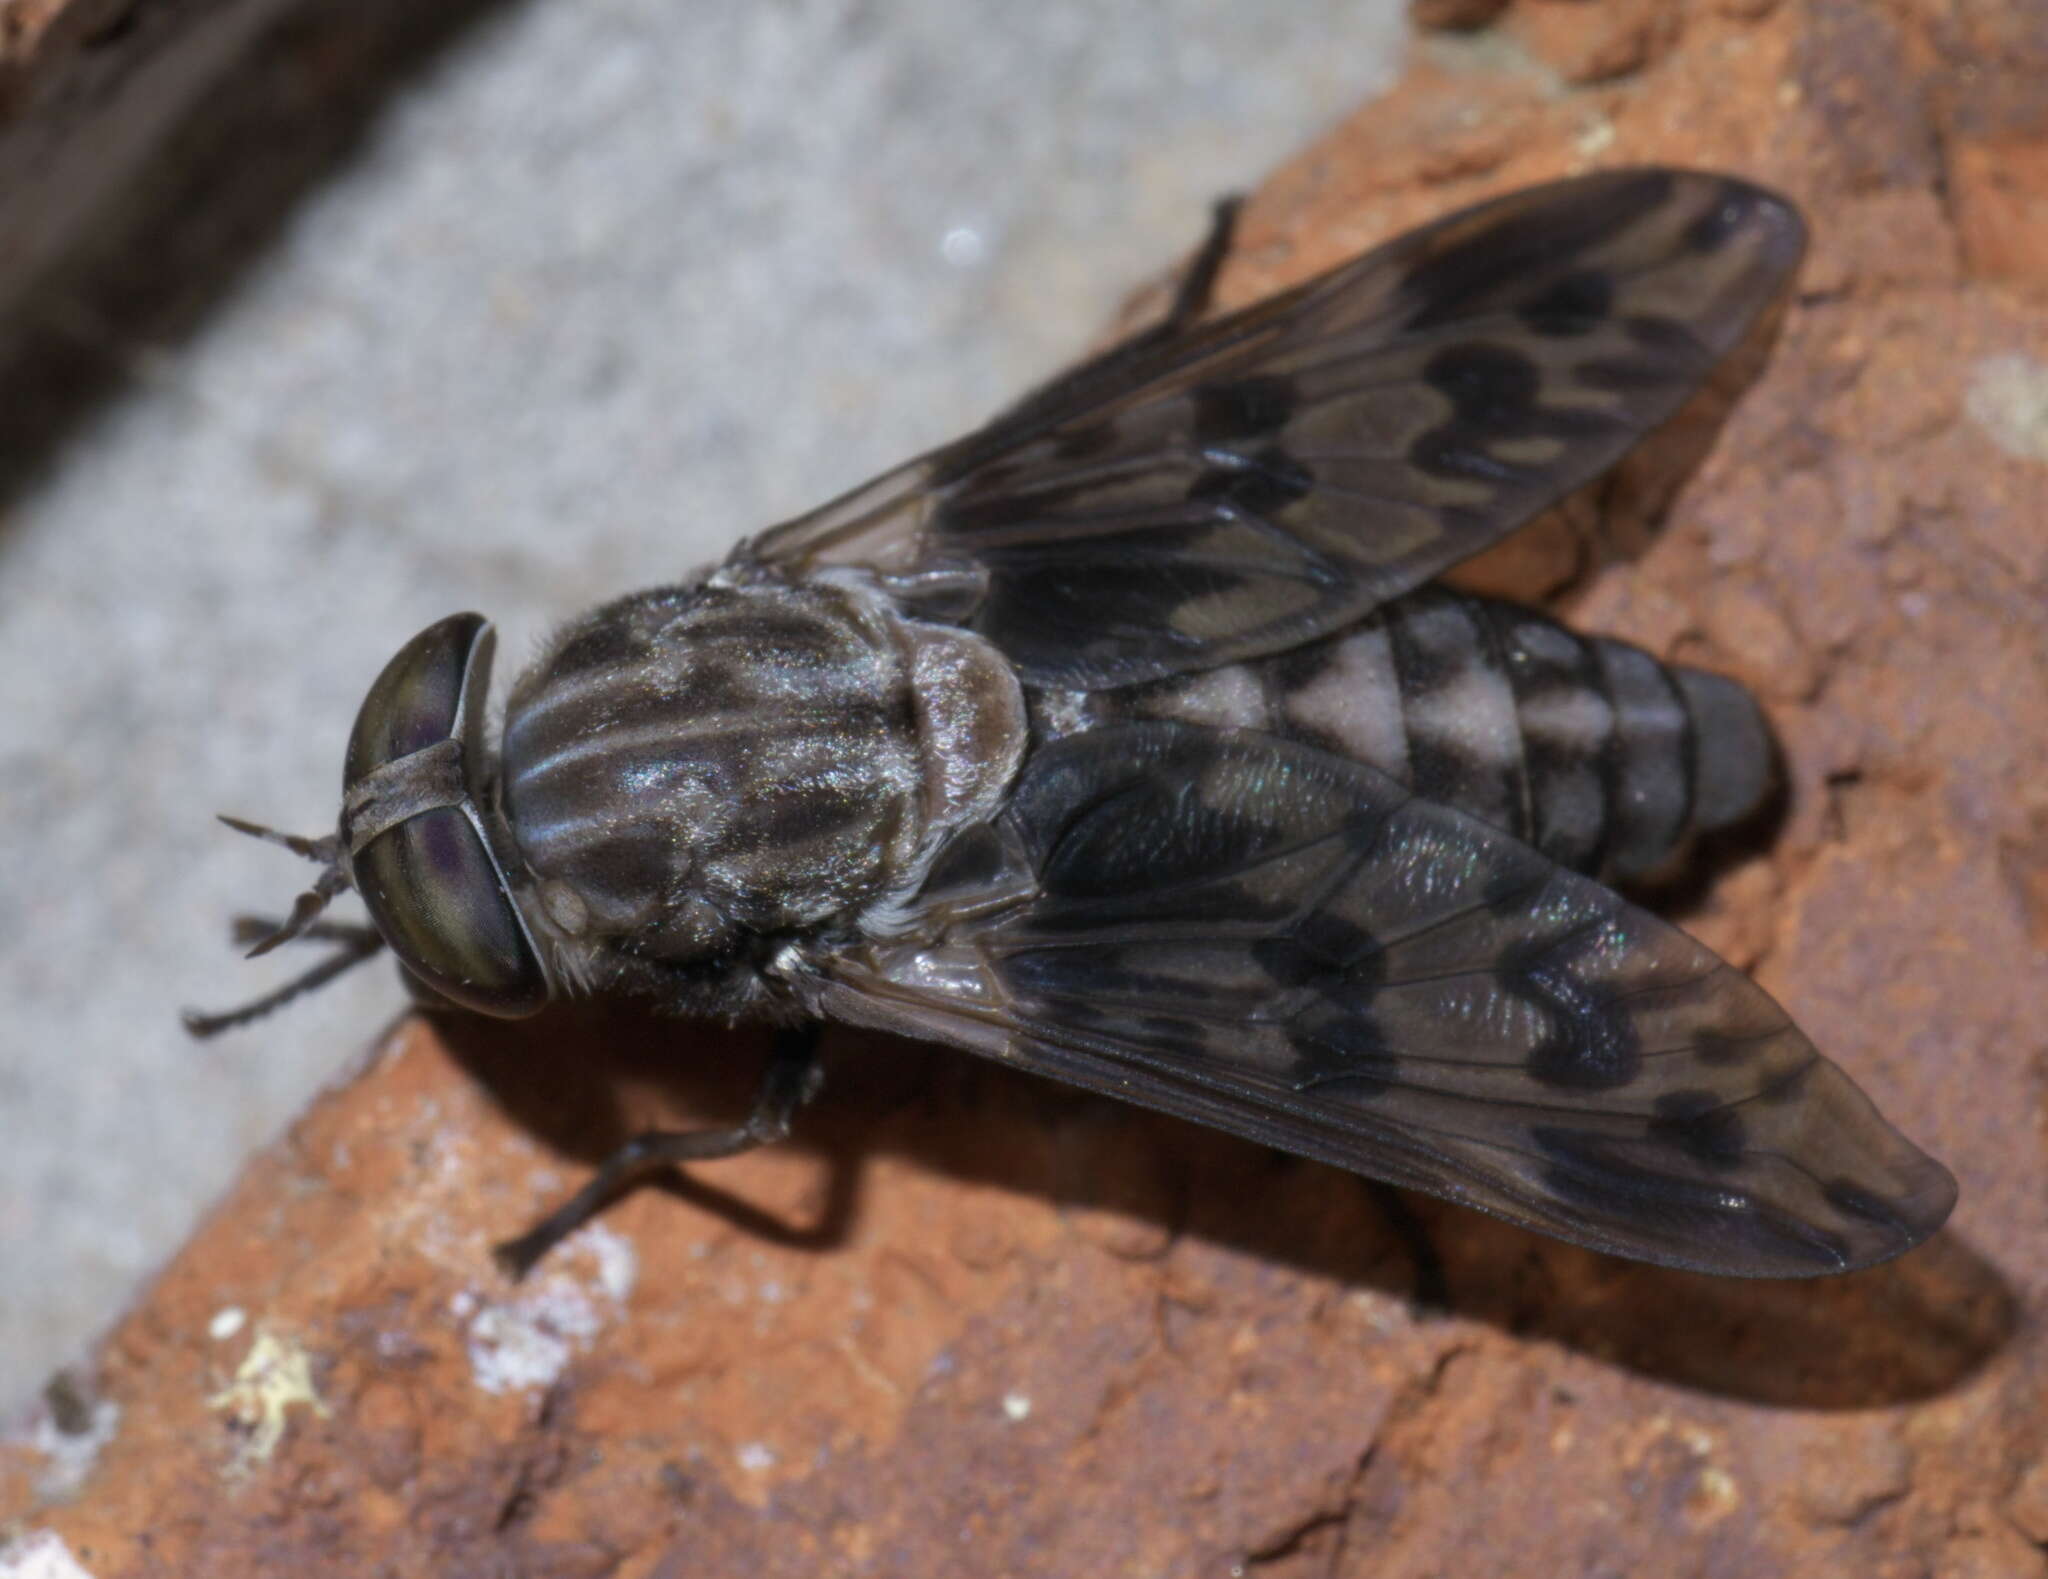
[984,194,1246,431]
[1367,1181,1450,1316]
[227,914,381,952]
[493,1026,825,1279]
[182,919,385,1038]
[1161,192,1244,335]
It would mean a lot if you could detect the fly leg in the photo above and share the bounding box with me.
[493,1024,824,1279]
[183,918,385,1037]
[1367,1181,1449,1316]
[1157,192,1247,333]
[986,194,1244,430]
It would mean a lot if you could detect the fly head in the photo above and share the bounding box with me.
[188,612,552,1034]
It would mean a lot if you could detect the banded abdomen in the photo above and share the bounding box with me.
[1032,586,1776,883]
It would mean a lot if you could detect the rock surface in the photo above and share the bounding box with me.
[6,0,2047,1573]
[0,0,304,312]
[0,0,1408,1416]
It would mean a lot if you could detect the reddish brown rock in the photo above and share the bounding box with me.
[7,2,2048,1575]
[1920,0,2048,286]
[1509,0,1684,85]
[1946,139,2048,288]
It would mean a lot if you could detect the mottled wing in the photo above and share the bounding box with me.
[752,169,1805,687]
[811,725,1953,1276]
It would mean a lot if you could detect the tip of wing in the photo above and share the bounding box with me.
[1637,1054,1958,1279]
[1814,1137,1959,1275]
[1691,169,1807,259]
[1766,1045,1957,1275]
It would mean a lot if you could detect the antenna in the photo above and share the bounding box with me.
[182,816,384,1037]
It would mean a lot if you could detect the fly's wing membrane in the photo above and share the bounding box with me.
[752,169,1805,687]
[812,725,1953,1276]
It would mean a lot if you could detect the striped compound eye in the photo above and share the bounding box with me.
[342,613,551,1018]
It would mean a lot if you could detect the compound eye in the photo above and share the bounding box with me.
[344,613,550,1018]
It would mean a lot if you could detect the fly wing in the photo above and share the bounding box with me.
[810,725,1954,1277]
[752,169,1805,687]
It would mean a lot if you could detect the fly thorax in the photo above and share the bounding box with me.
[497,570,1023,969]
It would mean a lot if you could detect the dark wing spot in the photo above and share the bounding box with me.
[1411,341,1624,485]
[1507,926,1642,1091]
[1253,937,1318,987]
[1423,343,1542,425]
[1399,169,1674,332]
[1295,910,1380,969]
[1249,914,1384,988]
[1192,375,1299,444]
[1188,445,1316,516]
[1251,937,1322,988]
[1517,269,1614,337]
[1647,1088,1748,1170]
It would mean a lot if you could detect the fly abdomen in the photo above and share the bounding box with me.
[1041,586,1776,883]
[1459,597,1777,880]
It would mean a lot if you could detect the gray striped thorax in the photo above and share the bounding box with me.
[498,565,1025,976]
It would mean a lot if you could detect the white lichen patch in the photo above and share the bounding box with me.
[581,1223,639,1303]
[466,1285,599,1395]
[462,1223,636,1395]
[206,1327,330,1473]
[1966,353,2048,464]
[207,1306,246,1342]
[1573,113,1617,163]
[1692,1463,1741,1523]
[0,1530,99,1579]
[1343,1285,1413,1337]
[1001,1390,1032,1423]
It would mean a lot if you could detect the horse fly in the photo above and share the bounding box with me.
[192,169,1955,1280]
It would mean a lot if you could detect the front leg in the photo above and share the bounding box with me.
[493,1024,824,1278]
[182,917,385,1037]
